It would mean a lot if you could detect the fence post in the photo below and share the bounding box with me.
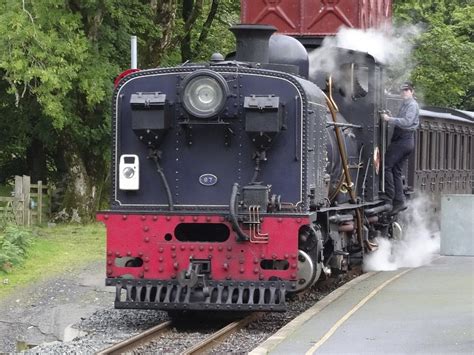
[14,175,23,225]
[38,180,43,224]
[23,175,31,226]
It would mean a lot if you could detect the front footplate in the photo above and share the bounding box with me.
[107,278,290,312]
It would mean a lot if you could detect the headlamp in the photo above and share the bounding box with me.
[181,70,228,118]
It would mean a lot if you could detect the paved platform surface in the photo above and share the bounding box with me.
[252,256,474,354]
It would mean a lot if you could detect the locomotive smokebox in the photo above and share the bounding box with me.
[230,24,277,63]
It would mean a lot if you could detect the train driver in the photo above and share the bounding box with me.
[381,82,420,214]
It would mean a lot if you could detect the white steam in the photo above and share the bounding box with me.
[363,195,440,272]
[309,24,422,91]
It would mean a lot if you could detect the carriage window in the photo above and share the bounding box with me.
[417,131,424,170]
[468,136,472,170]
[445,133,450,170]
[428,131,435,170]
[460,135,466,170]
[453,134,458,170]
[437,132,442,170]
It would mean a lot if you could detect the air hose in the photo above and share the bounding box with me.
[230,183,250,241]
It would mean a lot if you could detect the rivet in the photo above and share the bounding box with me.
[292,254,297,259]
[240,267,244,273]
[180,216,185,221]
[144,257,149,262]
[153,216,158,221]
[115,252,120,256]
[166,216,171,221]
[227,246,232,251]
[107,251,112,256]
[227,254,232,259]
[180,245,185,251]
[291,273,296,278]
[254,268,259,273]
[171,245,176,250]
[199,246,204,251]
[193,216,198,221]
[139,272,144,278]
[259,274,264,280]
[190,246,195,251]
[254,258,259,264]
[291,263,297,269]
[141,215,146,221]
[173,262,179,270]
[107,269,112,275]
[143,226,149,232]
[284,254,289,259]
[144,237,150,242]
[297,218,302,223]
[272,254,277,259]
[122,215,127,220]
[127,251,131,256]
[206,216,211,222]
[239,259,244,264]
[159,256,163,262]
[138,252,143,256]
[159,267,163,272]
[261,254,265,259]
[172,253,177,258]
[223,263,229,270]
[104,215,109,220]
[218,246,223,251]
[278,218,282,222]
[208,246,214,251]
[144,266,149,271]
[107,260,112,265]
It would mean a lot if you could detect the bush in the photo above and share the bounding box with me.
[0,224,33,272]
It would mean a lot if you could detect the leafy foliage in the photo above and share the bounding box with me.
[0,224,33,272]
[393,0,473,109]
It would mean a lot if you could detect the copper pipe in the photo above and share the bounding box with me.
[324,77,365,252]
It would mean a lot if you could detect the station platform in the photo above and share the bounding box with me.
[251,256,474,354]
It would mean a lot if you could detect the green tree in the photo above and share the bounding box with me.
[393,0,473,109]
[0,0,240,220]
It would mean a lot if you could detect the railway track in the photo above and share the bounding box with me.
[96,313,262,355]
[96,320,172,354]
[96,268,361,355]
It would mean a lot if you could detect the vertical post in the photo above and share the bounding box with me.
[14,176,23,225]
[23,175,31,226]
[131,35,137,69]
[38,180,43,224]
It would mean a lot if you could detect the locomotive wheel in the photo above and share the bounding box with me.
[295,250,317,292]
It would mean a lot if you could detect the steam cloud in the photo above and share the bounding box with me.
[309,24,422,91]
[363,195,440,271]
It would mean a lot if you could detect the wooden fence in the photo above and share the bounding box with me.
[0,175,53,226]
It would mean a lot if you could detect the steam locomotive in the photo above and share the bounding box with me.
[97,4,473,313]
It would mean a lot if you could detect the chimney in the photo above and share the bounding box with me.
[230,24,277,63]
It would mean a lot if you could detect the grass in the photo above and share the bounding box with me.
[0,223,106,299]
[0,184,12,196]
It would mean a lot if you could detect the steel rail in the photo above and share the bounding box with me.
[95,320,172,355]
[182,313,263,355]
